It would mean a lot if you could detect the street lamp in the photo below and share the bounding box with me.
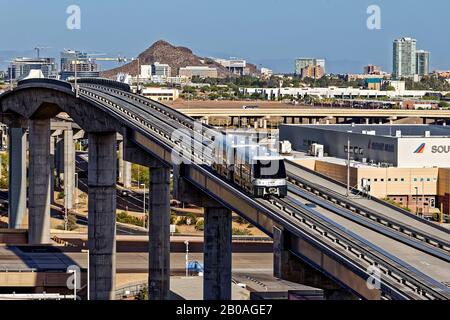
[74,172,79,208]
[184,240,189,277]
[140,183,146,228]
[81,249,90,300]
[414,186,419,216]
[72,60,79,98]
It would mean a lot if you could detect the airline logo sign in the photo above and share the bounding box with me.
[413,143,450,154]
[413,143,426,154]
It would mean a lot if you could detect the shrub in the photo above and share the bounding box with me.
[116,211,143,226]
[232,227,252,236]
[195,218,204,231]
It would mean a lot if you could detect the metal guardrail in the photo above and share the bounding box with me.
[287,185,450,261]
[286,159,450,234]
[115,281,147,299]
[269,196,450,300]
[286,169,450,252]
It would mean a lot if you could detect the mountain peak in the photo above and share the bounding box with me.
[102,40,258,78]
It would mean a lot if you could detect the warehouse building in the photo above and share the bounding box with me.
[280,124,450,218]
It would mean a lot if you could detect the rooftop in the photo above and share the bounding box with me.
[283,124,450,138]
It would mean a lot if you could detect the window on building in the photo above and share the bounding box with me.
[381,178,384,182]
[401,178,405,182]
[427,178,431,182]
[388,178,392,182]
[374,178,378,182]
[413,178,417,182]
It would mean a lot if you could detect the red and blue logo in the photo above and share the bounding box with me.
[413,143,426,154]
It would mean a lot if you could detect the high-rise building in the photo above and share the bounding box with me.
[7,57,58,80]
[416,50,430,76]
[295,58,326,76]
[300,65,325,80]
[393,37,417,79]
[60,50,100,80]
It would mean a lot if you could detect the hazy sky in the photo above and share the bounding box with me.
[1,0,449,73]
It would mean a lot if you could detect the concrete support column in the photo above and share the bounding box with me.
[50,136,55,204]
[88,132,117,300]
[263,119,267,129]
[28,119,51,244]
[8,127,27,229]
[64,129,75,210]
[204,206,232,300]
[118,140,132,188]
[149,166,171,300]
[55,136,64,188]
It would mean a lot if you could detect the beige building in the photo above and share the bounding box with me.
[178,66,218,78]
[296,157,450,218]
[141,87,180,102]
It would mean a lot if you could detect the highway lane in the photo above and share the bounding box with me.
[76,152,146,213]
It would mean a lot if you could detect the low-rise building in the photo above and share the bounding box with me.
[364,65,382,75]
[402,100,439,110]
[365,78,383,90]
[141,87,179,102]
[383,80,406,92]
[179,66,218,78]
[214,58,246,76]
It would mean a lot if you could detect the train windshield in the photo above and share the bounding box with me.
[253,160,286,179]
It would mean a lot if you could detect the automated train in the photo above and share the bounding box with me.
[212,134,287,198]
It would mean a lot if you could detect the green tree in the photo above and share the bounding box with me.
[439,101,449,109]
[0,152,8,189]
[385,85,396,91]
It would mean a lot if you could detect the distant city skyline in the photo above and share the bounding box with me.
[0,0,449,73]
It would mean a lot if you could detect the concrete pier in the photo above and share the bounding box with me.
[63,130,75,210]
[149,166,171,300]
[8,127,27,229]
[203,206,232,300]
[28,119,51,244]
[88,132,117,300]
[118,140,132,188]
[50,136,55,204]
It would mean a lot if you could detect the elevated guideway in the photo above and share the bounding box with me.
[1,79,449,300]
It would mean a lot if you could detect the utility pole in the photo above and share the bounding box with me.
[136,57,140,94]
[141,183,146,228]
[346,137,350,197]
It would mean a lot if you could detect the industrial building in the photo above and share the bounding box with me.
[280,124,450,217]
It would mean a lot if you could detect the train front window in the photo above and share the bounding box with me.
[253,160,286,179]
